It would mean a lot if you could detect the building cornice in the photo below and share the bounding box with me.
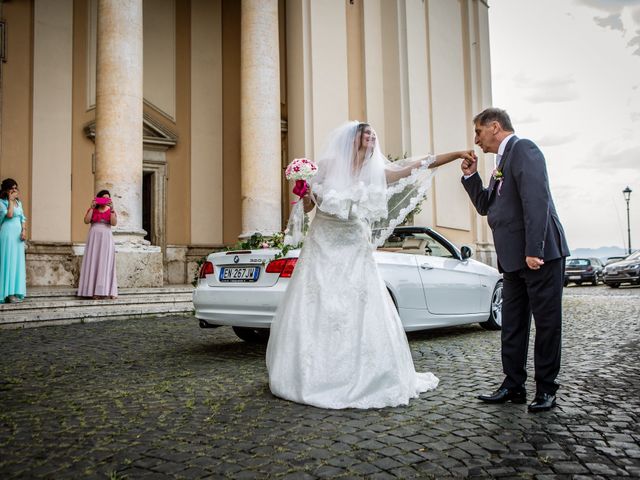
[84,113,178,150]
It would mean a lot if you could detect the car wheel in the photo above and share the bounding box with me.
[480,281,502,331]
[232,326,270,343]
[576,281,582,286]
[609,283,620,289]
[563,280,569,287]
[592,276,599,286]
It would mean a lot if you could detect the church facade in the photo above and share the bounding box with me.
[0,0,496,287]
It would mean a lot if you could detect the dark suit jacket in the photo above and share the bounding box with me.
[462,136,570,273]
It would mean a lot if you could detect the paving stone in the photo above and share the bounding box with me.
[349,462,382,475]
[372,456,403,471]
[313,465,345,477]
[368,472,397,480]
[394,440,422,451]
[412,460,451,477]
[388,465,424,478]
[378,446,403,457]
[485,466,518,476]
[326,455,358,468]
[626,449,640,459]
[356,439,385,450]
[553,461,591,474]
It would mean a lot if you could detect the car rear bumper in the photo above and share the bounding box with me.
[564,272,597,282]
[192,282,286,328]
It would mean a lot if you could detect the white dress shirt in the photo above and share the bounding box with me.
[495,133,516,169]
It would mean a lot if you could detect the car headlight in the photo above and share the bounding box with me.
[629,263,640,270]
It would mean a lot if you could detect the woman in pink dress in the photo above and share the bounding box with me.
[77,190,118,299]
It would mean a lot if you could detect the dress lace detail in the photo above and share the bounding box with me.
[311,182,387,222]
[386,156,434,197]
[266,211,439,409]
[372,183,430,248]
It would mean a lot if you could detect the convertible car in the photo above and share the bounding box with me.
[193,226,503,342]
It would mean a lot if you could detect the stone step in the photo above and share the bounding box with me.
[23,285,194,298]
[0,293,193,312]
[0,285,195,329]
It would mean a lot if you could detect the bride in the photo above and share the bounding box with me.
[266,121,472,409]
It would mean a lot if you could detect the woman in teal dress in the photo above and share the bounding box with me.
[0,178,27,303]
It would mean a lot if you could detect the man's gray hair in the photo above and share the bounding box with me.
[473,108,514,132]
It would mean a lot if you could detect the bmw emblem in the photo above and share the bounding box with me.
[233,255,240,264]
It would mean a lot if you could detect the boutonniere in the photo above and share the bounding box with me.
[492,169,504,196]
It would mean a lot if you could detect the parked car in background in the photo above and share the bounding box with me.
[193,226,503,342]
[564,257,604,286]
[602,251,640,288]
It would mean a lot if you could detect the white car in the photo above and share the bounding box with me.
[193,226,503,342]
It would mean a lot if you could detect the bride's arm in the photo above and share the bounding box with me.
[431,150,475,168]
[385,150,474,183]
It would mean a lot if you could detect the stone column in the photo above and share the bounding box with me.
[240,0,281,237]
[95,0,162,286]
[96,0,144,240]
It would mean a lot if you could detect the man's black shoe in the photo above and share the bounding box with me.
[528,393,556,412]
[477,387,526,404]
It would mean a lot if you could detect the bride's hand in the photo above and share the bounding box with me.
[461,151,478,176]
[302,189,314,213]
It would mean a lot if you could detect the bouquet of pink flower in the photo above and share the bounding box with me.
[285,157,318,200]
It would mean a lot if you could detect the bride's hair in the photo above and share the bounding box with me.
[355,122,370,148]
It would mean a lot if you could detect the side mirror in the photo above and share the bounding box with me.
[460,245,473,260]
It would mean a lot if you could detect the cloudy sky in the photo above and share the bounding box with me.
[488,0,640,250]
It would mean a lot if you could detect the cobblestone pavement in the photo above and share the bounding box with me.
[1,285,639,479]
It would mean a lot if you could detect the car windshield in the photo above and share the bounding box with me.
[626,251,640,261]
[381,232,455,258]
[566,259,589,266]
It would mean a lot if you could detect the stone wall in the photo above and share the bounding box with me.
[26,241,221,287]
[26,243,81,286]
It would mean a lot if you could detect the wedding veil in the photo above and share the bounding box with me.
[285,121,437,247]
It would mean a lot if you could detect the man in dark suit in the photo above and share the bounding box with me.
[461,108,570,412]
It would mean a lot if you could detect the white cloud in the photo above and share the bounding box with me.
[580,142,640,169]
[577,0,640,55]
[575,0,640,13]
[601,145,640,169]
[514,73,575,89]
[511,113,539,125]
[537,133,579,147]
[512,74,580,103]
[628,31,640,54]
[595,13,625,30]
[525,85,580,103]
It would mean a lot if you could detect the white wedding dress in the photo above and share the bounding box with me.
[266,210,439,409]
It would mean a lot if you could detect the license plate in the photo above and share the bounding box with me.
[219,266,260,282]
[569,276,581,280]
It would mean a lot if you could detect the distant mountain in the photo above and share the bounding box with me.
[569,246,629,261]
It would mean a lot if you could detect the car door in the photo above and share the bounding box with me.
[413,233,485,314]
